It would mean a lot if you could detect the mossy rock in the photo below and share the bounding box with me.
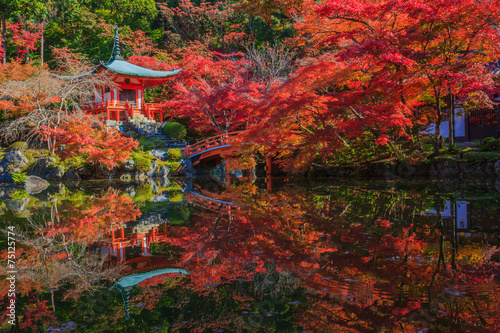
[166,148,182,161]
[132,152,152,172]
[8,142,28,151]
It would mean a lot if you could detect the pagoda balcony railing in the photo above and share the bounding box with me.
[83,100,167,122]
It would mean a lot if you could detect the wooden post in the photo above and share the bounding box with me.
[111,230,115,242]
[266,156,272,176]
[160,112,163,123]
[121,228,124,240]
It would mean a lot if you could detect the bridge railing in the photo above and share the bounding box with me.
[184,131,245,158]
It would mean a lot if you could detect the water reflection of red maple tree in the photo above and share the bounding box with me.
[154,185,500,332]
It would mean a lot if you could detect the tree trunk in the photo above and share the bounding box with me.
[434,104,444,154]
[2,14,6,65]
[448,93,455,150]
[40,21,44,65]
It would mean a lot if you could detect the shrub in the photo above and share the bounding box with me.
[8,142,27,151]
[132,152,151,172]
[11,172,28,184]
[62,156,86,170]
[480,137,500,151]
[138,137,166,150]
[163,122,187,141]
[166,148,182,161]
[463,151,499,164]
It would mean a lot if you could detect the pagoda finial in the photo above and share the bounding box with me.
[112,26,123,61]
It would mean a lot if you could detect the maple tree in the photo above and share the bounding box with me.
[38,117,138,168]
[164,51,267,134]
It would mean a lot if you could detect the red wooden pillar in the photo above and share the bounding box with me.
[267,174,272,192]
[266,155,272,192]
[160,112,163,122]
[106,107,110,121]
[116,109,120,121]
[266,156,272,176]
[111,229,115,242]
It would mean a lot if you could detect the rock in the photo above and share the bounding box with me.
[124,186,136,197]
[95,164,112,179]
[481,162,496,177]
[396,162,417,178]
[121,159,135,171]
[75,166,93,179]
[369,162,396,179]
[5,196,30,212]
[432,158,460,178]
[46,165,65,180]
[120,173,132,181]
[0,150,28,167]
[24,176,50,194]
[156,165,170,179]
[147,161,159,177]
[457,161,478,175]
[28,157,57,178]
[149,149,167,161]
[147,178,160,193]
[0,172,13,183]
[158,178,170,187]
[350,166,369,178]
[10,167,21,174]
[64,169,81,181]
[151,194,168,202]
[495,160,500,177]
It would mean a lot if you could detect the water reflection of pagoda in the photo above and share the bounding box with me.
[100,221,175,274]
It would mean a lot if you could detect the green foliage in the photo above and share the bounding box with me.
[11,171,28,184]
[448,143,460,154]
[132,151,151,172]
[12,189,28,200]
[138,137,166,151]
[163,122,187,141]
[157,160,182,174]
[165,204,190,224]
[149,242,182,260]
[166,148,182,161]
[463,152,499,164]
[8,142,27,151]
[23,151,34,162]
[479,137,500,151]
[61,155,87,171]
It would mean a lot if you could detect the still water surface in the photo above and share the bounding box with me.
[1,178,499,332]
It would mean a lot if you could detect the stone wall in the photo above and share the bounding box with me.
[307,158,500,181]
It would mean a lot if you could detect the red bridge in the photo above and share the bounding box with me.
[183,131,245,166]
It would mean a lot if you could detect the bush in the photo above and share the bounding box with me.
[163,122,187,141]
[166,148,182,161]
[463,151,499,164]
[11,172,28,184]
[132,152,151,172]
[138,137,166,150]
[480,137,500,151]
[8,142,27,151]
[62,156,86,170]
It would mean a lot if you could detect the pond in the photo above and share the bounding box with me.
[0,178,499,332]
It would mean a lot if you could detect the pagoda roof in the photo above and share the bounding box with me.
[99,26,182,79]
[99,58,182,78]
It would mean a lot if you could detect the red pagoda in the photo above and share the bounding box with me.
[83,26,181,123]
